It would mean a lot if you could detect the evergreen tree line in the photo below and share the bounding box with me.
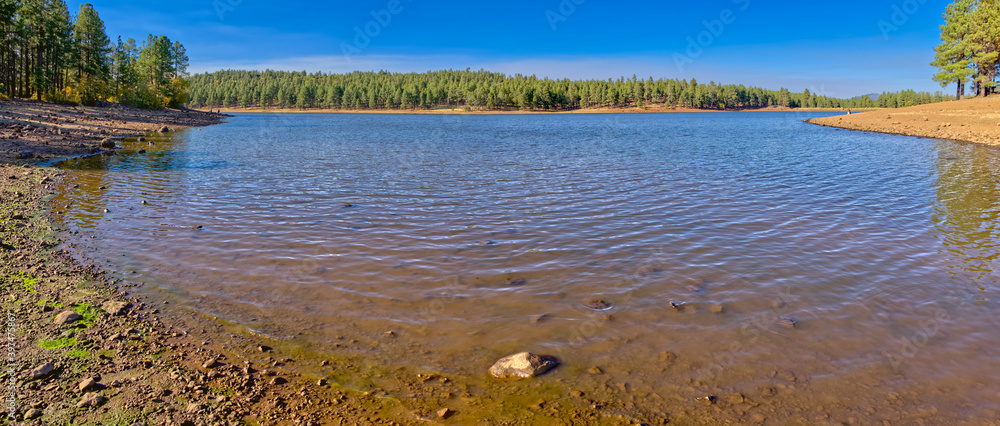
[188,69,951,111]
[0,0,190,108]
[932,0,1000,98]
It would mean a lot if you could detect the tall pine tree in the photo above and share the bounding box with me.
[73,3,111,104]
[969,0,1000,96]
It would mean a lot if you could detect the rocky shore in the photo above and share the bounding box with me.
[0,99,230,164]
[807,96,1000,146]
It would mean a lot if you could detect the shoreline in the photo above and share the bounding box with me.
[0,99,401,424]
[807,96,1000,146]
[206,105,876,115]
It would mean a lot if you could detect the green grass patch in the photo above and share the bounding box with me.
[71,303,102,326]
[35,299,64,308]
[65,349,89,358]
[10,272,39,294]
[39,337,77,349]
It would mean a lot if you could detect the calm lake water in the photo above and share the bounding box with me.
[54,112,1000,423]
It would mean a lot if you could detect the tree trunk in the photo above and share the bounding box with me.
[957,79,963,100]
[984,69,997,97]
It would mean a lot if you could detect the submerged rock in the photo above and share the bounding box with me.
[100,138,116,149]
[489,352,558,378]
[505,277,527,286]
[158,126,169,133]
[776,317,797,329]
[584,299,611,310]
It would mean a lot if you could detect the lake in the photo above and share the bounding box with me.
[53,112,1000,423]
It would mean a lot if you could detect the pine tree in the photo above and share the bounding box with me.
[969,0,1000,96]
[932,0,977,99]
[0,0,15,97]
[73,3,111,104]
[170,41,188,78]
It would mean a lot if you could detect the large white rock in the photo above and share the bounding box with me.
[489,352,558,378]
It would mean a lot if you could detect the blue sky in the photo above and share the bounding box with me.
[76,0,952,97]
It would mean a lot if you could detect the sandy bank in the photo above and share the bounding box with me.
[807,96,1000,146]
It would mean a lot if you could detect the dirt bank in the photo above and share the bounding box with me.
[808,96,1000,146]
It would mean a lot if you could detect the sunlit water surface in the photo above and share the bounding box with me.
[53,112,1000,423]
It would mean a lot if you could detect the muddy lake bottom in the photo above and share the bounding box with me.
[50,112,1000,424]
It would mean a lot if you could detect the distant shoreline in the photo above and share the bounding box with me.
[201,105,877,115]
[807,96,1000,146]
